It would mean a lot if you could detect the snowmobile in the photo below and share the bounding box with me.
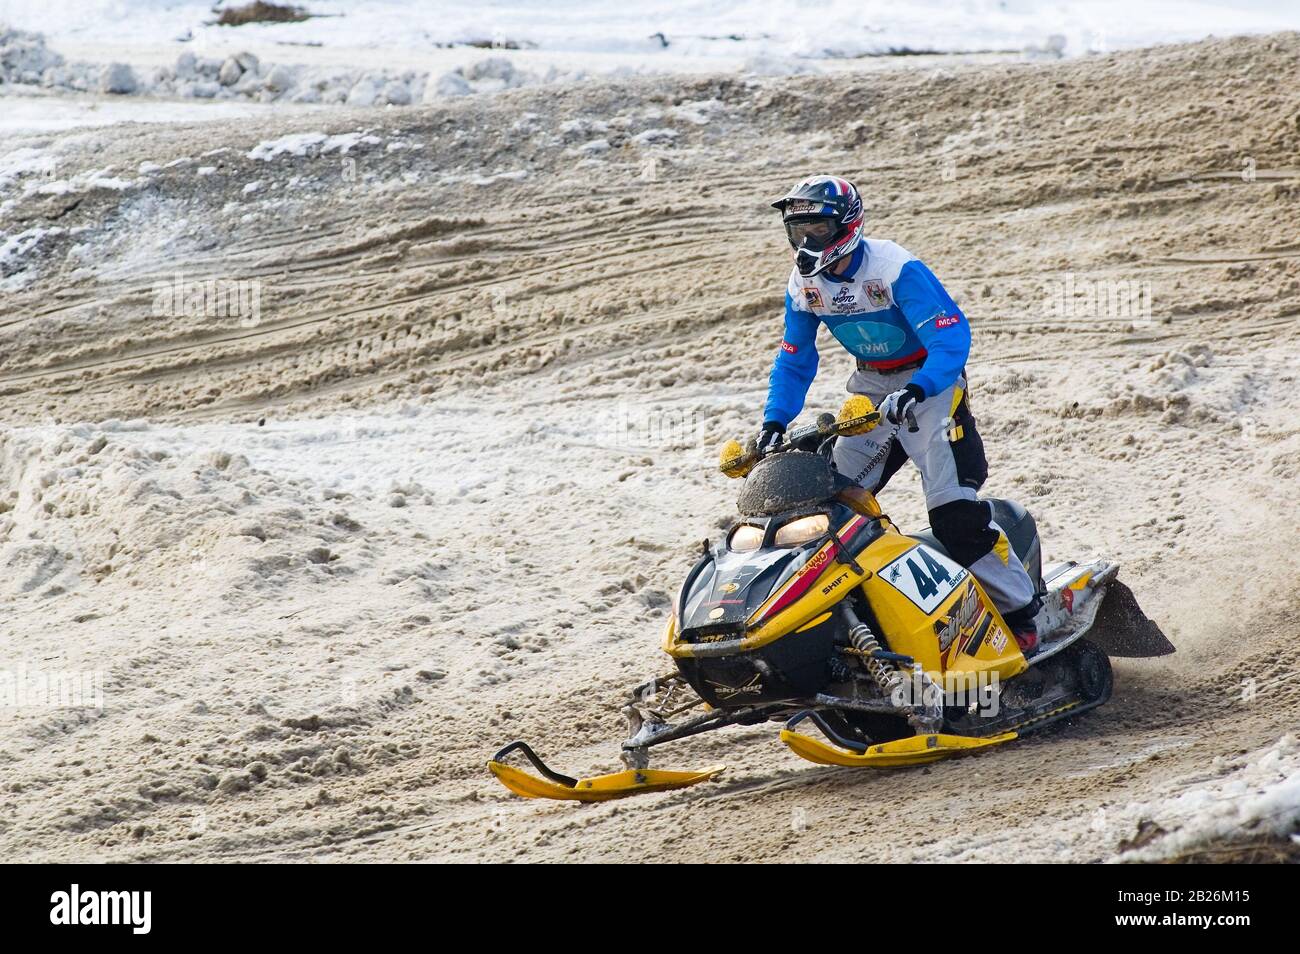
[488,396,1174,801]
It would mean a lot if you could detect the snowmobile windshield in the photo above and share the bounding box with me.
[784,216,840,251]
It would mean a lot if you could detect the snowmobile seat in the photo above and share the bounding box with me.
[908,498,1042,593]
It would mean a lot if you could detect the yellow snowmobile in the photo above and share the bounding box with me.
[489,396,1173,802]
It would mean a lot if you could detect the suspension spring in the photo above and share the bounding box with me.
[843,606,904,699]
[841,602,943,733]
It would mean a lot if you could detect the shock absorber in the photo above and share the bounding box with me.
[842,602,905,701]
[841,602,943,733]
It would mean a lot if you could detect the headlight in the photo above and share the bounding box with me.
[728,524,765,552]
[774,514,829,547]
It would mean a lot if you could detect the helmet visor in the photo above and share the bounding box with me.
[784,216,841,252]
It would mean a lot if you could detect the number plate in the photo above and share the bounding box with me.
[878,545,968,614]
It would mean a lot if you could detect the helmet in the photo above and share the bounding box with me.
[772,175,864,277]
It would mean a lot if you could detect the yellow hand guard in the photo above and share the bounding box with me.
[718,439,758,479]
[834,395,880,436]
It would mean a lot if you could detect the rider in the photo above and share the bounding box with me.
[757,175,1041,651]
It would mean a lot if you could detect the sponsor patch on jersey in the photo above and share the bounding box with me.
[935,312,961,329]
[831,286,857,311]
[780,340,798,354]
[801,287,824,308]
[863,279,890,307]
[833,320,908,358]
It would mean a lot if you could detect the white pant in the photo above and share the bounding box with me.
[834,366,1037,616]
[835,366,977,510]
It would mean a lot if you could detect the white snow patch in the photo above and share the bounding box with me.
[247,132,382,161]
[0,146,57,192]
[1120,735,1300,861]
[630,128,678,146]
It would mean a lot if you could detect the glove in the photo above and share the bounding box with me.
[878,383,925,426]
[755,421,785,455]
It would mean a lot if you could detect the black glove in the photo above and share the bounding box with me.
[755,421,785,455]
[879,383,925,426]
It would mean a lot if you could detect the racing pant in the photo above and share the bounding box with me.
[832,364,1038,621]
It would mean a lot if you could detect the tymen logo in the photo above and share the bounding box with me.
[832,320,907,358]
[50,884,151,935]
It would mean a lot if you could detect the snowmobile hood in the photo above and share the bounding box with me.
[678,536,828,637]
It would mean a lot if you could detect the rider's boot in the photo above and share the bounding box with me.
[1001,597,1042,655]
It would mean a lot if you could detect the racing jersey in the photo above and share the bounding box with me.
[762,238,970,427]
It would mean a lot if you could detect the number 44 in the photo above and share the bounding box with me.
[908,548,953,600]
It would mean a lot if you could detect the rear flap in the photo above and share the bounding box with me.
[1087,579,1176,657]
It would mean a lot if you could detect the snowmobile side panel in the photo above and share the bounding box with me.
[487,760,725,802]
[779,729,1017,768]
[860,537,1027,681]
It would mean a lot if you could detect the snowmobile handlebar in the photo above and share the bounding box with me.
[904,405,919,433]
[719,395,881,479]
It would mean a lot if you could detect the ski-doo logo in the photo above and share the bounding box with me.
[935,582,981,652]
[706,675,763,699]
[50,884,151,934]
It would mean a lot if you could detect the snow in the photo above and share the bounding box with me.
[4,0,1297,62]
[0,87,291,135]
[0,225,64,290]
[1121,736,1300,861]
[0,145,54,191]
[79,404,556,497]
[3,1,1294,137]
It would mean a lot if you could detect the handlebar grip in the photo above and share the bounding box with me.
[905,406,919,433]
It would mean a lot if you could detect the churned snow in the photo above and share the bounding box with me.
[247,132,382,162]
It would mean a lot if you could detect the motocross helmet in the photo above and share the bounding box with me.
[772,175,864,277]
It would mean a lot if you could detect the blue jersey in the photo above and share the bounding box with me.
[763,239,970,427]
